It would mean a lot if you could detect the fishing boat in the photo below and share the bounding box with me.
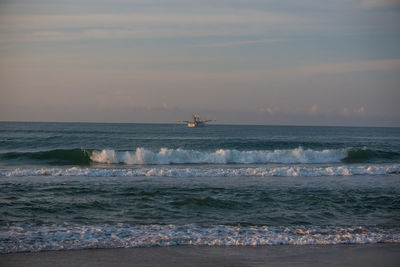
[179,114,215,127]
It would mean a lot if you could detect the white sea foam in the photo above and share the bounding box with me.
[1,164,400,178]
[1,224,399,253]
[90,147,347,165]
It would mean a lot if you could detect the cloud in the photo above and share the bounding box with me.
[259,107,279,114]
[342,106,368,117]
[310,105,318,114]
[162,103,171,110]
[281,59,400,76]
[0,12,308,30]
[196,38,285,48]
[360,0,400,9]
[95,90,137,110]
[203,59,400,83]
[0,29,147,43]
[0,11,314,43]
[343,107,350,117]
[356,106,366,115]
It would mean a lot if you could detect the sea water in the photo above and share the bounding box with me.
[0,122,399,252]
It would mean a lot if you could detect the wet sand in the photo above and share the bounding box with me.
[1,244,400,267]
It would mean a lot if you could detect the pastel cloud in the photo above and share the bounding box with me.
[0,12,307,30]
[311,105,318,114]
[196,38,285,48]
[259,107,279,115]
[341,107,367,117]
[0,11,313,43]
[356,106,366,115]
[360,0,400,9]
[343,107,350,117]
[288,59,400,76]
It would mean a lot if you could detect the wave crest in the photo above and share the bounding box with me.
[2,147,398,165]
[90,147,347,165]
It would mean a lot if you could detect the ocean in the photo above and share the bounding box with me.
[1,122,400,253]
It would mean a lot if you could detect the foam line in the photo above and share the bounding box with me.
[1,224,399,253]
[1,164,399,178]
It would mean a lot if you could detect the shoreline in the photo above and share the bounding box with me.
[1,244,400,267]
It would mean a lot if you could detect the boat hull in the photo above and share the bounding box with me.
[188,122,204,127]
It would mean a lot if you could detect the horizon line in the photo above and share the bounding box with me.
[1,120,399,128]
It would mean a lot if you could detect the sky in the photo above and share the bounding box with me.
[0,0,400,126]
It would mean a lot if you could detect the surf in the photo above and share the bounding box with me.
[1,223,399,253]
[2,164,400,177]
[89,147,348,165]
[1,147,399,166]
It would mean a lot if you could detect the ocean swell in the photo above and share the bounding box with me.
[0,149,90,165]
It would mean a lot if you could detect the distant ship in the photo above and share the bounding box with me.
[179,114,215,127]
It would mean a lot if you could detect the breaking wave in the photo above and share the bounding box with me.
[1,223,399,253]
[1,164,399,178]
[90,147,349,164]
[1,147,399,165]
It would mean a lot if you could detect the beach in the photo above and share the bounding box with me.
[2,244,400,267]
